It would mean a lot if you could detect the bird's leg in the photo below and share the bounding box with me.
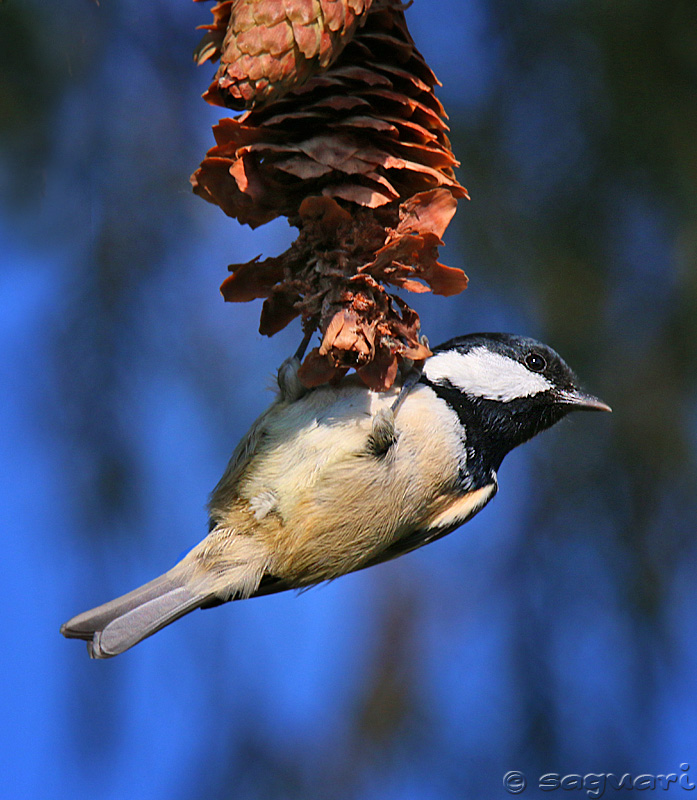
[390,344,427,416]
[294,327,314,362]
[277,356,304,403]
[369,407,397,456]
[369,337,429,456]
[277,326,315,403]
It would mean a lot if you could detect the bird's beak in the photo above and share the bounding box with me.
[556,388,612,413]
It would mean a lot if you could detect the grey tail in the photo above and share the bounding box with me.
[60,568,212,659]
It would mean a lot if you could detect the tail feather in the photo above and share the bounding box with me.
[60,569,212,659]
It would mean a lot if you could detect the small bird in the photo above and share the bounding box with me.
[61,333,610,658]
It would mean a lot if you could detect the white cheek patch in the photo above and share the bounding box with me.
[423,347,553,402]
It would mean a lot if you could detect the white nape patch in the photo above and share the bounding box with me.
[423,347,553,402]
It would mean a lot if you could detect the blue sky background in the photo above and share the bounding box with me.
[2,1,697,798]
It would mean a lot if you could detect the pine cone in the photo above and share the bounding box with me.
[193,0,469,389]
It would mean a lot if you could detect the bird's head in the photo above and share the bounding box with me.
[422,332,611,471]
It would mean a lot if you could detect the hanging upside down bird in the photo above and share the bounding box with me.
[61,332,611,658]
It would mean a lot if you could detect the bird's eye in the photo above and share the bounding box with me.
[525,352,546,372]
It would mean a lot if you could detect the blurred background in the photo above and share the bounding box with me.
[2,0,696,797]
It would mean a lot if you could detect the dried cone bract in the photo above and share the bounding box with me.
[193,0,469,389]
